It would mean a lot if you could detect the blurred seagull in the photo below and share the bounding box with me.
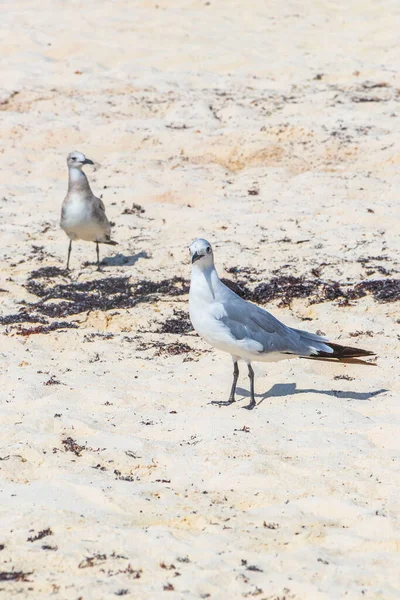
[189,238,375,410]
[60,151,117,270]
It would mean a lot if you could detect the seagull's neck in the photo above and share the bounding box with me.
[68,166,91,194]
[190,264,221,301]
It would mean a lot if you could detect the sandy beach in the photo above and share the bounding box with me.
[0,1,399,598]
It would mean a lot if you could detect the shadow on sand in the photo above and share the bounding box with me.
[235,382,388,405]
[101,251,150,267]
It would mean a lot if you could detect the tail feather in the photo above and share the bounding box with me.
[305,342,376,364]
[315,342,375,359]
[101,240,118,246]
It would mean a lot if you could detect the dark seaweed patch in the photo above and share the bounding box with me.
[1,269,398,337]
[0,313,48,325]
[59,437,105,456]
[357,255,389,265]
[133,278,188,297]
[224,275,400,307]
[15,322,78,336]
[357,255,395,277]
[27,528,53,543]
[83,332,115,342]
[0,570,33,582]
[23,275,189,318]
[137,340,195,357]
[62,437,86,457]
[254,276,351,306]
[28,266,68,280]
[222,275,343,306]
[43,376,62,386]
[351,279,400,303]
[220,278,253,299]
[156,342,193,356]
[2,271,189,333]
[251,276,318,306]
[224,266,261,283]
[122,202,145,215]
[157,309,193,334]
[114,469,138,482]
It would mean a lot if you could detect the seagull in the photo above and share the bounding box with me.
[60,151,117,270]
[188,238,375,410]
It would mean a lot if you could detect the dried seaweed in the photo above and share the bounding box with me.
[114,469,138,482]
[137,340,194,356]
[15,322,78,336]
[28,266,67,280]
[0,313,47,325]
[62,437,86,457]
[351,279,400,303]
[1,268,398,338]
[27,528,52,542]
[251,276,319,306]
[0,570,33,582]
[157,309,193,334]
[23,275,189,318]
[84,332,115,342]
[122,203,145,215]
[43,376,62,386]
[78,553,107,569]
[156,342,194,357]
[224,275,400,307]
[220,278,252,299]
[224,266,260,283]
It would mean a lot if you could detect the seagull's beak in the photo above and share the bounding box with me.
[191,251,203,264]
[83,158,94,165]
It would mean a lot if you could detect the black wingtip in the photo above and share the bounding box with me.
[102,240,118,246]
[314,342,376,360]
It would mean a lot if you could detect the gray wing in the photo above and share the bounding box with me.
[90,194,111,234]
[60,201,66,223]
[220,286,332,357]
[60,196,69,227]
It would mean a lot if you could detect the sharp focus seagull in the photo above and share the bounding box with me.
[60,151,117,270]
[188,238,375,410]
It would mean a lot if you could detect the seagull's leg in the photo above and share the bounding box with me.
[229,360,239,402]
[243,364,256,410]
[96,242,100,271]
[66,240,72,270]
[212,359,239,406]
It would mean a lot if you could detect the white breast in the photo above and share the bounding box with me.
[62,196,101,241]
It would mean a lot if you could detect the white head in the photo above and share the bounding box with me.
[67,151,94,169]
[189,238,215,268]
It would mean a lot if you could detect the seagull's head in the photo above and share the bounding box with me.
[67,151,94,169]
[189,238,214,268]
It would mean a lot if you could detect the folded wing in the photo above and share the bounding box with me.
[219,284,375,361]
[219,285,334,357]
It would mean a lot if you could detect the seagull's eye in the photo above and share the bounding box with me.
[72,157,76,161]
[206,246,211,253]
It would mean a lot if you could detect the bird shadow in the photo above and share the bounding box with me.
[236,383,388,405]
[101,251,150,267]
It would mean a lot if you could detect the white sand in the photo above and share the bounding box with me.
[0,1,399,598]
